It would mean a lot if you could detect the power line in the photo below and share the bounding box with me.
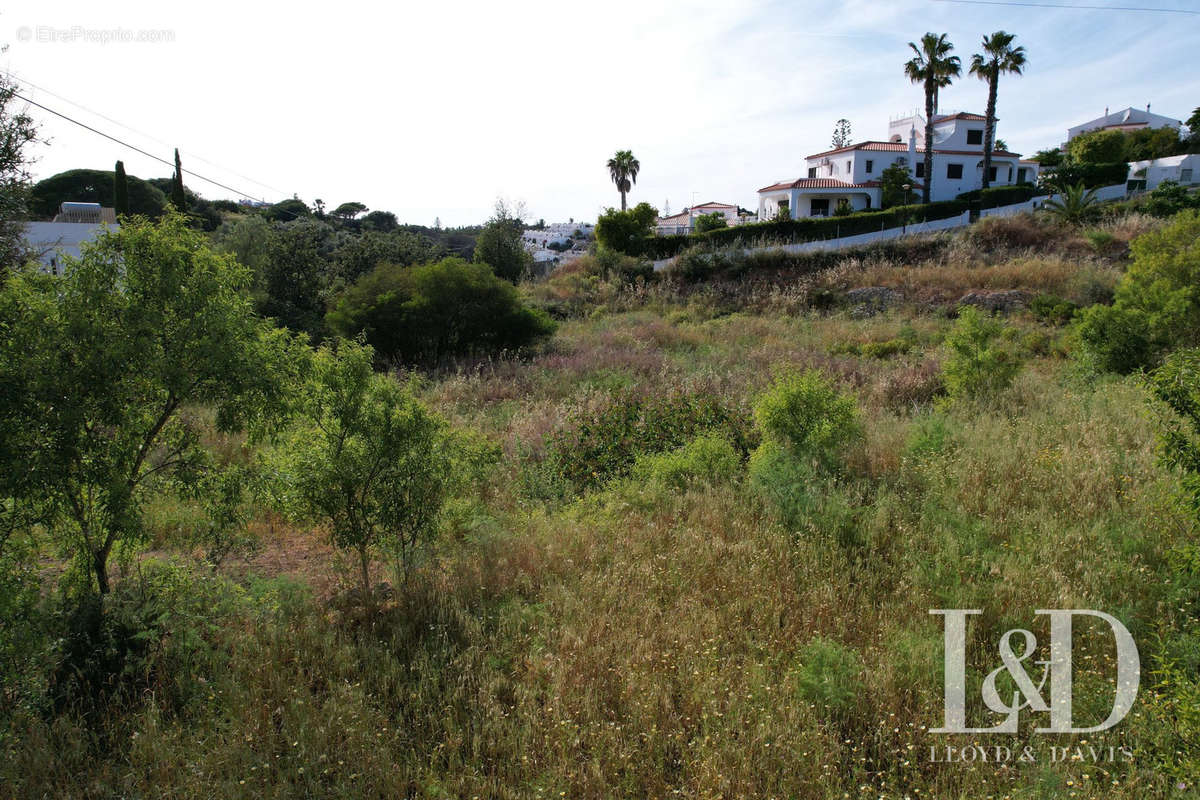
[931,0,1200,13]
[7,72,287,196]
[12,90,270,204]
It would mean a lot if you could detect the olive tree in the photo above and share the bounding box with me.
[0,212,305,595]
[293,339,449,599]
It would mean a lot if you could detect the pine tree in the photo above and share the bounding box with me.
[170,148,188,211]
[832,119,853,149]
[113,160,130,216]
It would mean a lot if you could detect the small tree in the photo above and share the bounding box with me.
[694,212,727,233]
[474,199,532,283]
[113,160,130,217]
[294,340,449,598]
[0,212,303,595]
[595,202,657,256]
[1067,129,1126,164]
[0,76,39,268]
[880,163,914,209]
[942,306,1022,399]
[1150,348,1200,519]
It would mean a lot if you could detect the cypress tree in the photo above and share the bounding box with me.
[170,148,188,211]
[113,160,130,216]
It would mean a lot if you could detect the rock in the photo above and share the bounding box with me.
[845,286,902,318]
[957,289,1031,313]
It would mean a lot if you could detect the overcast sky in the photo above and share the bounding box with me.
[5,0,1198,226]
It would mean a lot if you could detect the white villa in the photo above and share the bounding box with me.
[1066,105,1183,144]
[655,201,748,235]
[1128,153,1200,191]
[22,202,117,274]
[757,111,1039,220]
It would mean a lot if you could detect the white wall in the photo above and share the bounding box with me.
[22,222,113,273]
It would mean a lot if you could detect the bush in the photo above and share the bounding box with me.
[1075,210,1200,372]
[630,433,741,491]
[753,370,861,470]
[1140,181,1200,219]
[956,183,1039,209]
[595,203,657,256]
[1040,161,1129,191]
[693,212,727,233]
[1149,348,1200,517]
[795,637,863,715]
[328,257,555,365]
[31,168,167,219]
[1074,304,1154,374]
[941,306,1023,399]
[1030,293,1079,325]
[541,391,753,494]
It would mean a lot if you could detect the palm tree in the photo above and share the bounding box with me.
[970,31,1027,190]
[905,33,961,204]
[1042,182,1099,226]
[607,150,640,211]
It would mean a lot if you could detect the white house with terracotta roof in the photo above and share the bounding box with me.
[1066,105,1183,144]
[758,111,1037,220]
[655,201,747,235]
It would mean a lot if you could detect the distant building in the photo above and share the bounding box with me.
[1066,106,1183,144]
[654,201,748,235]
[758,111,1036,220]
[23,202,116,274]
[1127,153,1200,191]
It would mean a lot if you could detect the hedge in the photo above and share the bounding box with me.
[1039,161,1129,191]
[646,199,969,260]
[955,183,1040,209]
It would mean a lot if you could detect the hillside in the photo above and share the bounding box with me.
[4,210,1200,798]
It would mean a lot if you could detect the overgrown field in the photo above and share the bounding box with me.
[4,212,1200,799]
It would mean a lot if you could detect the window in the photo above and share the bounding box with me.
[808,167,817,178]
[846,160,852,175]
[947,163,963,179]
[967,129,983,145]
[810,199,830,217]
[1182,168,1194,184]
[865,160,874,174]
[988,167,998,181]
[864,196,872,209]
[915,162,925,178]
[1017,167,1028,183]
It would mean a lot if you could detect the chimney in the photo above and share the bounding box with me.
[1147,102,1151,113]
[1104,106,1108,117]
[908,125,917,169]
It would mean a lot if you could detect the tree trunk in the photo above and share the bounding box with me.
[620,189,627,212]
[93,548,110,595]
[359,546,371,598]
[982,72,999,190]
[923,82,935,205]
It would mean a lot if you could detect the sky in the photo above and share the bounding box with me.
[4,0,1199,227]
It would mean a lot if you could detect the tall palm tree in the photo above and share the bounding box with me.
[905,33,961,204]
[607,150,640,211]
[970,31,1027,190]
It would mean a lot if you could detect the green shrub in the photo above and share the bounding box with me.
[693,212,728,233]
[1074,210,1200,372]
[630,433,741,491]
[955,183,1039,209]
[594,203,657,256]
[1030,293,1079,325]
[753,370,862,469]
[1140,181,1200,218]
[1149,347,1200,517]
[1084,229,1117,251]
[1074,304,1154,374]
[328,257,555,365]
[795,637,863,714]
[942,306,1023,399]
[541,391,753,494]
[903,412,955,462]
